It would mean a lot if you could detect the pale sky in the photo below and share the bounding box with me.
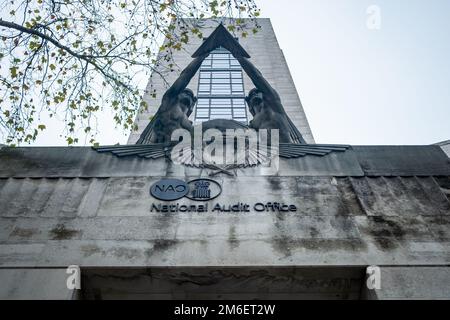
[16,0,450,146]
[260,0,450,145]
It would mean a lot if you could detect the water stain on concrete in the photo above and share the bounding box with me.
[110,247,142,260]
[49,224,80,240]
[145,239,179,259]
[373,237,398,250]
[10,227,37,239]
[153,239,179,251]
[270,237,367,258]
[228,225,239,250]
[81,244,101,257]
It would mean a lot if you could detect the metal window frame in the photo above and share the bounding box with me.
[194,48,248,123]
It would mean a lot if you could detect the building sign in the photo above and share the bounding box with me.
[150,178,221,202]
[149,178,297,213]
[186,179,222,201]
[150,179,189,201]
[150,202,298,213]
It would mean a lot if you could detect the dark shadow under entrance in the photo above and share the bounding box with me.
[80,267,367,300]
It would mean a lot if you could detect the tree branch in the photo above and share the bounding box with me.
[0,19,132,91]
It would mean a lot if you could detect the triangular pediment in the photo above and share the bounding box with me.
[191,23,251,59]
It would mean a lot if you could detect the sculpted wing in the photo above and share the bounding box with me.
[135,110,160,145]
[93,143,172,159]
[93,142,350,164]
[278,143,351,158]
[286,116,306,144]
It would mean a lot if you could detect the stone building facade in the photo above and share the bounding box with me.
[0,18,449,300]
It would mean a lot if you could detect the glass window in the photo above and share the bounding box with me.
[195,47,248,123]
[197,99,209,105]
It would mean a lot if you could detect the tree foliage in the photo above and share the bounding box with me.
[0,0,260,146]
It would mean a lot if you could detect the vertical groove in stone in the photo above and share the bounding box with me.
[417,177,450,215]
[0,178,31,217]
[435,176,450,201]
[29,178,59,217]
[349,177,378,216]
[77,178,109,218]
[36,178,91,218]
[334,177,365,216]
[60,178,92,218]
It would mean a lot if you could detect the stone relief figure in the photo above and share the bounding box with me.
[136,53,208,144]
[94,23,349,167]
[236,55,306,144]
[138,23,304,145]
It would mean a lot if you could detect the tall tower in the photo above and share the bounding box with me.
[128,18,315,144]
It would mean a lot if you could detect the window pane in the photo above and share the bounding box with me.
[212,78,229,84]
[213,54,229,60]
[211,110,232,115]
[214,72,230,78]
[212,63,229,69]
[212,91,230,94]
[212,99,231,105]
[195,48,247,122]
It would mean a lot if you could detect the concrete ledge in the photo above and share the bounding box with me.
[353,145,450,176]
[0,145,448,178]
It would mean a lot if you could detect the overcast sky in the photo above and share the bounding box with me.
[27,0,450,146]
[260,0,450,145]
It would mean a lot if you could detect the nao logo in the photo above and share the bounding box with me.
[150,179,189,201]
[186,179,222,201]
[150,178,221,201]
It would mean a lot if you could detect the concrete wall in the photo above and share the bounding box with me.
[0,269,77,300]
[0,174,449,268]
[0,145,449,299]
[128,18,315,144]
